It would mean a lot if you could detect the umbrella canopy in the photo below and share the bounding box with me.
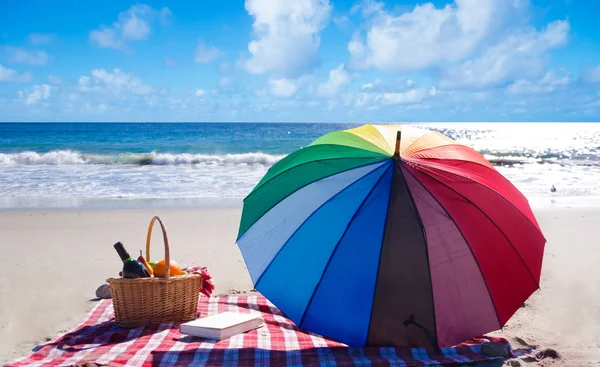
[236,124,546,348]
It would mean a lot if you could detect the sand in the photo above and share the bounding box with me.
[493,207,600,366]
[0,206,251,364]
[0,205,599,365]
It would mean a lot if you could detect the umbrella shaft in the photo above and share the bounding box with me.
[393,131,401,159]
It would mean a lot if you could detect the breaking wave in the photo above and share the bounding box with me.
[482,150,600,167]
[0,148,598,168]
[0,150,285,166]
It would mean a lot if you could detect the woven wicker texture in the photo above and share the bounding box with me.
[107,216,201,328]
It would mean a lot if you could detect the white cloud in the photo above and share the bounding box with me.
[0,65,32,82]
[441,20,570,89]
[78,101,112,115]
[4,75,599,122]
[333,16,351,29]
[194,41,224,63]
[19,84,53,104]
[358,77,419,94]
[349,0,527,72]
[269,77,299,98]
[350,0,384,17]
[507,71,570,94]
[382,88,428,104]
[78,75,91,88]
[3,47,50,65]
[244,0,331,78]
[347,78,440,109]
[144,95,159,106]
[89,5,171,51]
[361,79,381,90]
[79,68,153,95]
[29,33,55,45]
[355,92,375,107]
[89,28,125,50]
[122,13,150,40]
[219,76,234,87]
[586,65,600,83]
[317,64,351,97]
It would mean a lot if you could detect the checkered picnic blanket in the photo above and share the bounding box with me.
[6,295,530,367]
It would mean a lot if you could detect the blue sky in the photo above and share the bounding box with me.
[0,0,599,122]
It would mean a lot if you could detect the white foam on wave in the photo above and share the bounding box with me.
[0,163,271,201]
[149,152,283,166]
[483,154,535,166]
[0,150,285,166]
[2,150,600,206]
[0,150,87,165]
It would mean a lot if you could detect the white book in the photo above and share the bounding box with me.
[179,312,264,340]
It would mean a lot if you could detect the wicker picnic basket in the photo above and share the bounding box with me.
[107,216,202,328]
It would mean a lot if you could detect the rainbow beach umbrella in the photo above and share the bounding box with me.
[236,124,546,348]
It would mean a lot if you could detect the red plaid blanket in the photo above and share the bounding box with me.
[6,295,529,367]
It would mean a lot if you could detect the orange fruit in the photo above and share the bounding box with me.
[153,260,181,277]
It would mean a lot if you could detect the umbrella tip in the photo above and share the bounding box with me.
[393,131,401,158]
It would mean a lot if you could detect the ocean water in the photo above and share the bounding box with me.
[1,122,599,209]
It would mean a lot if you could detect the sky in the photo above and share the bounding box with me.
[1,0,599,122]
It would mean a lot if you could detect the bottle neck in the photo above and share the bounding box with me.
[114,242,132,262]
[123,257,132,264]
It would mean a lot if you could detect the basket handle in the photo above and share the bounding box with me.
[145,216,171,280]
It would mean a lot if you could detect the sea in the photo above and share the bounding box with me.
[1,122,599,209]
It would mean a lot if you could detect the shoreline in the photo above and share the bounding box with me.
[1,205,599,365]
[3,194,600,211]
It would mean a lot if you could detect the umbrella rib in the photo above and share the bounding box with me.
[403,145,495,170]
[397,162,438,349]
[253,161,392,289]
[238,156,388,241]
[406,162,541,291]
[365,161,400,345]
[311,131,393,156]
[401,164,503,331]
[368,124,396,153]
[298,163,393,328]
[408,161,543,290]
[248,156,387,198]
[402,131,456,156]
[248,144,390,195]
[404,157,544,238]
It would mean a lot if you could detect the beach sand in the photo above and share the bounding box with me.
[0,205,598,365]
[493,207,600,366]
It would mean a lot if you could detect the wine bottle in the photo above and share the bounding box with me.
[113,242,151,278]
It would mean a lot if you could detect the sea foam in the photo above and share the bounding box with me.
[0,150,285,166]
